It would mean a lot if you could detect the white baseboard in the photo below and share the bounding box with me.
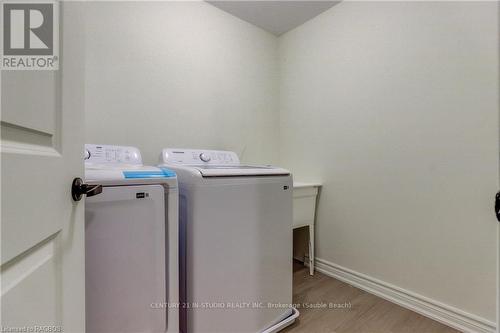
[314,257,496,333]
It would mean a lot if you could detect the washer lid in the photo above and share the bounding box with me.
[159,148,289,177]
[191,165,290,177]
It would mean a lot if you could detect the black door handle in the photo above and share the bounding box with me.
[495,191,500,222]
[72,177,103,201]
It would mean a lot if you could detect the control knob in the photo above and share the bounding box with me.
[199,153,211,162]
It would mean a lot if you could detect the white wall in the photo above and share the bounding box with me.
[279,1,498,322]
[84,1,279,165]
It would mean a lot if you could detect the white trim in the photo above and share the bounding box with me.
[314,257,496,333]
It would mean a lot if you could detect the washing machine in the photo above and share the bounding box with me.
[84,144,179,333]
[158,148,299,333]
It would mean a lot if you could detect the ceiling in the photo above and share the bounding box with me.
[207,1,340,36]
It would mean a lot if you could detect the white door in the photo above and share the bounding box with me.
[1,3,86,332]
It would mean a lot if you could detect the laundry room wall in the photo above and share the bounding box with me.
[279,1,498,325]
[83,1,279,165]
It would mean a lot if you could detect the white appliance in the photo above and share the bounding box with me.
[84,144,179,333]
[159,148,299,333]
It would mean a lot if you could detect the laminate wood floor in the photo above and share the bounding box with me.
[283,261,460,333]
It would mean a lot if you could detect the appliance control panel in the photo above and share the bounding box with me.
[161,149,240,165]
[85,144,143,165]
